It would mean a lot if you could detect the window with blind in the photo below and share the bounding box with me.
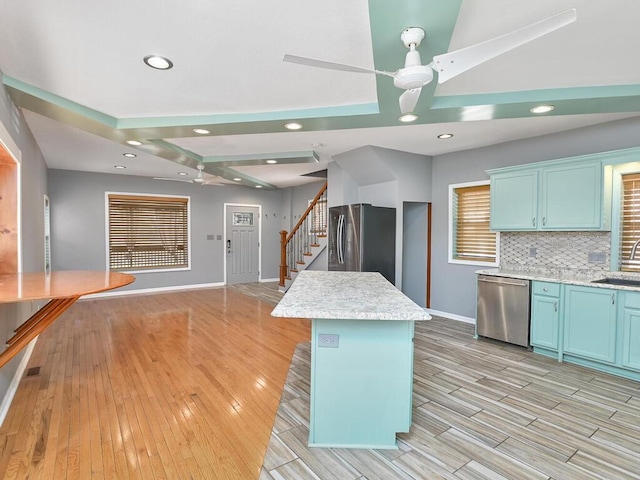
[107,193,190,271]
[620,173,640,272]
[449,181,499,266]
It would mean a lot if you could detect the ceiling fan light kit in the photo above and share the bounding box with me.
[283,9,576,116]
[398,113,419,123]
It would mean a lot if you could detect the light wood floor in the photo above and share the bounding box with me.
[262,317,640,480]
[0,287,309,479]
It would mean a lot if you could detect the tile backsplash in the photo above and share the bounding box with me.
[500,231,612,274]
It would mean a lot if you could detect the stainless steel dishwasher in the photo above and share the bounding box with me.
[476,274,531,347]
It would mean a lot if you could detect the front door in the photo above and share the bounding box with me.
[225,205,259,284]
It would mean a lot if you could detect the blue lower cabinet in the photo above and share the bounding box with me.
[563,285,617,364]
[530,282,561,353]
[309,319,414,449]
[622,308,640,370]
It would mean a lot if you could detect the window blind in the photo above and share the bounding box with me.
[453,184,496,263]
[621,173,640,272]
[108,194,189,271]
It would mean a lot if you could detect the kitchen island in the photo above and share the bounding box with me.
[272,270,430,449]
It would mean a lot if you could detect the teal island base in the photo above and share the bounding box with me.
[309,318,415,449]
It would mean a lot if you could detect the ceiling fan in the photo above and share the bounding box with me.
[154,164,225,186]
[283,9,576,115]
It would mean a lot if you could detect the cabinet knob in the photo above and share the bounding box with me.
[554,301,557,312]
[532,217,536,227]
[543,287,548,292]
[542,216,546,226]
[612,293,615,305]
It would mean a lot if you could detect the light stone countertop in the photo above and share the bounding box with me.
[476,268,640,291]
[271,270,431,321]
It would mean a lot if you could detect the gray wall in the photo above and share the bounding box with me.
[48,171,326,290]
[430,115,640,320]
[328,146,433,288]
[0,74,48,415]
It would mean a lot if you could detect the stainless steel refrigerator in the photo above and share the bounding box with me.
[328,203,396,284]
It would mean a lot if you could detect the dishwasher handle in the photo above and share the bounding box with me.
[478,277,529,288]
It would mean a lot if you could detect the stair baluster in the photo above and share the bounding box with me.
[279,182,327,287]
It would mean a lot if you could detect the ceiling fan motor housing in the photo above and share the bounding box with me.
[394,65,433,89]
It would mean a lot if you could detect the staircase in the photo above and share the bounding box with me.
[279,182,327,292]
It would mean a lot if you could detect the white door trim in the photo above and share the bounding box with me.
[223,203,262,284]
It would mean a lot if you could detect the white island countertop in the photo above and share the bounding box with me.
[271,271,431,321]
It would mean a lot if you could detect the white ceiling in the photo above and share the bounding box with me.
[2,0,640,189]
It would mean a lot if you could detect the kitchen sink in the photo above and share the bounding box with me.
[591,277,640,287]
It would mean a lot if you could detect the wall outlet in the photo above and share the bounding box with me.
[529,247,537,257]
[318,333,339,348]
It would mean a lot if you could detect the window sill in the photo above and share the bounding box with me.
[448,258,499,268]
[110,266,191,275]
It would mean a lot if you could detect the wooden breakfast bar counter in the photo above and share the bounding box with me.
[0,270,134,368]
[272,270,430,449]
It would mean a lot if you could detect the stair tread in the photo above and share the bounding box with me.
[303,252,312,256]
[310,243,320,247]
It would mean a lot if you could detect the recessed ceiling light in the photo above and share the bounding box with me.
[193,128,210,134]
[114,165,126,169]
[284,122,303,130]
[126,140,142,146]
[123,153,137,158]
[437,133,454,139]
[255,185,263,189]
[266,159,278,164]
[143,55,173,70]
[178,172,188,176]
[530,104,555,114]
[398,113,419,123]
[233,178,242,182]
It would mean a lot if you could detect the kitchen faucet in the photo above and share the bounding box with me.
[631,239,640,260]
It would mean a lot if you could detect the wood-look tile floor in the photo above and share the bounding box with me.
[261,317,640,480]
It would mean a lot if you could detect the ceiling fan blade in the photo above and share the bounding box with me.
[283,54,395,77]
[432,8,577,84]
[399,88,422,114]
[153,177,192,183]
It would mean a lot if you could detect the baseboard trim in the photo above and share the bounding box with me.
[0,338,37,427]
[260,277,279,283]
[81,282,225,300]
[425,309,476,325]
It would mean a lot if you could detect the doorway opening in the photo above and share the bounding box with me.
[401,202,431,308]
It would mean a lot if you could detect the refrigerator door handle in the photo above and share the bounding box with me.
[337,214,345,264]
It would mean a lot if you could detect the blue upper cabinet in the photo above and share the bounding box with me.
[490,170,538,230]
[541,162,602,230]
[488,155,609,232]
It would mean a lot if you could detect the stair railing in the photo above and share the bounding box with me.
[279,182,327,287]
